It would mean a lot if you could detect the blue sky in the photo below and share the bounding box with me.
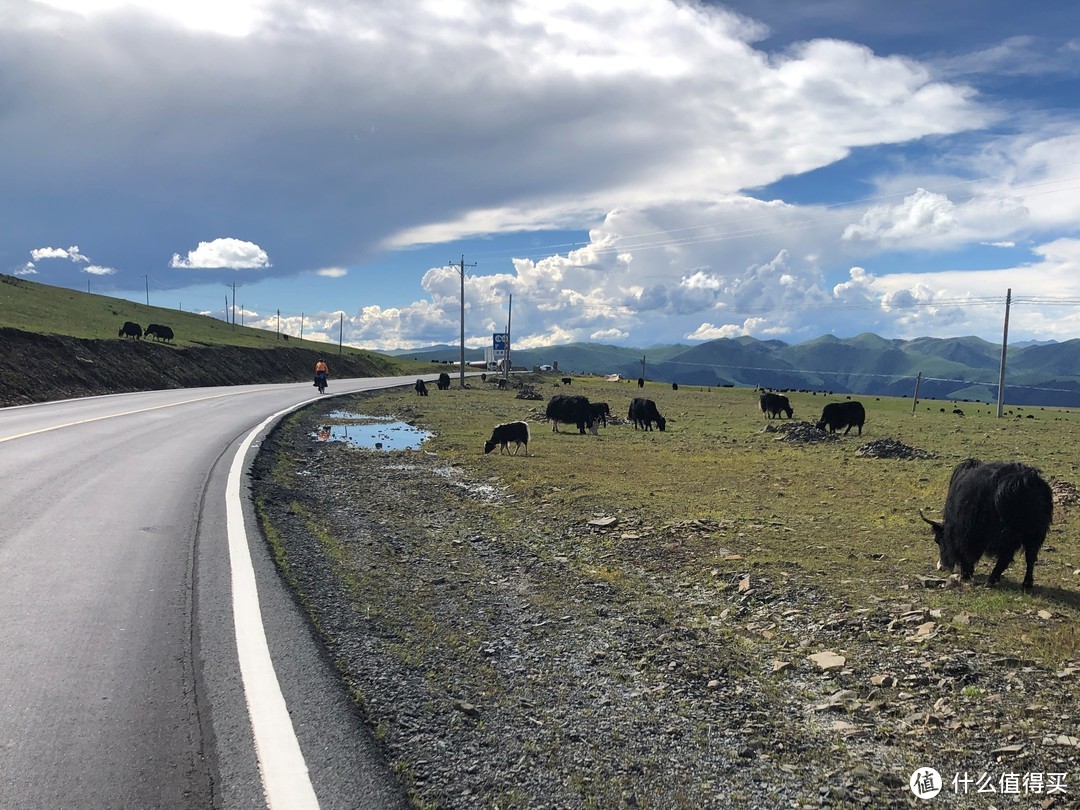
[4,1,1080,350]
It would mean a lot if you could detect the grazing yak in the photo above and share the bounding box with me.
[437,372,452,390]
[759,392,793,419]
[921,459,1053,592]
[629,397,666,431]
[816,401,865,435]
[118,321,142,339]
[144,323,174,342]
[415,378,428,396]
[589,402,611,428]
[545,395,596,434]
[484,421,530,455]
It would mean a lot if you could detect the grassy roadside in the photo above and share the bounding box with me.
[256,376,1080,806]
[359,376,1080,636]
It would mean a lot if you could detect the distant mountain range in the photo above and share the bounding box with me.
[391,333,1080,408]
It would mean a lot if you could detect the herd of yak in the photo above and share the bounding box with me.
[118,321,174,341]
[474,384,1055,595]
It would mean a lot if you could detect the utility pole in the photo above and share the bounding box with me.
[338,312,344,354]
[230,282,237,328]
[225,295,229,322]
[911,372,922,414]
[145,275,149,306]
[449,255,476,388]
[276,308,280,339]
[996,288,1012,418]
[300,313,305,342]
[504,293,512,381]
[640,355,646,382]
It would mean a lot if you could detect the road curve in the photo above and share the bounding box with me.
[0,375,437,809]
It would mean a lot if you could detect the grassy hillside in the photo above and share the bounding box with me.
[0,274,347,353]
[0,275,436,405]
[0,274,426,370]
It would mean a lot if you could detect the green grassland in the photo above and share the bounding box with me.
[347,377,1080,664]
[260,374,1080,804]
[0,273,384,358]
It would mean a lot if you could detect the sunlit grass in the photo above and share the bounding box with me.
[344,375,1080,667]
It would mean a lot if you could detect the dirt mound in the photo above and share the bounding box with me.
[855,438,938,460]
[765,420,842,443]
[0,326,399,407]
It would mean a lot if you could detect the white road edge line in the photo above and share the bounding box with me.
[227,402,321,810]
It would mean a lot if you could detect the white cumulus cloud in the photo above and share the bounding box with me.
[30,245,89,263]
[171,238,270,269]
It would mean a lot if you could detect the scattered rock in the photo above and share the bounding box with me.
[809,651,847,672]
[772,421,841,444]
[454,700,480,718]
[855,438,937,460]
[1051,479,1080,505]
[515,385,544,400]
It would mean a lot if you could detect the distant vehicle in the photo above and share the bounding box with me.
[538,364,553,372]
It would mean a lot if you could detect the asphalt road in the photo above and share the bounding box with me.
[0,375,436,809]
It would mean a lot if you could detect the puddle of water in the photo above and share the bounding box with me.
[312,412,432,450]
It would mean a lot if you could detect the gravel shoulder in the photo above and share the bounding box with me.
[252,395,1080,809]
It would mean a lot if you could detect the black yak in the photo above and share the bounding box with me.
[118,321,142,339]
[589,402,611,427]
[415,379,428,396]
[920,459,1053,592]
[437,372,451,390]
[484,421,530,455]
[629,398,665,431]
[545,395,595,434]
[144,323,174,341]
[816,401,865,435]
[759,392,793,419]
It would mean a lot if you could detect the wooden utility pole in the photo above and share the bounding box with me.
[276,308,280,339]
[911,372,922,414]
[996,289,1012,418]
[230,282,237,327]
[449,255,476,388]
[338,312,344,354]
[145,275,150,306]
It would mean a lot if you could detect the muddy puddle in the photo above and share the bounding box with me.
[311,412,432,450]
